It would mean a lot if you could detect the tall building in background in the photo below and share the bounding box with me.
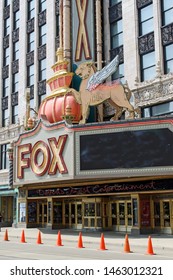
[0,0,173,233]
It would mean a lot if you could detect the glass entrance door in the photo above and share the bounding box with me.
[110,200,132,232]
[163,201,170,227]
[83,199,102,229]
[118,202,125,231]
[38,201,47,226]
[71,202,82,229]
[53,201,62,225]
[153,200,171,233]
[154,201,161,227]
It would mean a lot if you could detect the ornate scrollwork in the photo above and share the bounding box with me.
[38,44,46,60]
[2,65,9,79]
[13,0,20,12]
[133,73,173,108]
[3,35,9,49]
[38,10,46,27]
[162,23,173,46]
[27,18,35,33]
[109,2,122,23]
[2,96,8,110]
[137,0,153,9]
[3,5,10,19]
[38,80,46,96]
[12,28,19,43]
[11,92,18,106]
[55,0,60,15]
[110,45,124,64]
[26,51,34,66]
[138,32,155,55]
[12,60,19,74]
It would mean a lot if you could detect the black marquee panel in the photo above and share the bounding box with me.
[79,128,173,170]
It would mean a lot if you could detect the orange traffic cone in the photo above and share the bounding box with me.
[77,232,84,248]
[20,230,26,243]
[146,236,155,255]
[124,234,131,253]
[56,230,63,246]
[4,229,9,241]
[37,230,42,244]
[99,233,107,250]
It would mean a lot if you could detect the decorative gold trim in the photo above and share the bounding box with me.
[52,60,69,69]
[46,71,74,83]
[42,87,73,100]
[47,72,74,84]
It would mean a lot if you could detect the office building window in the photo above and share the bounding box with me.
[138,2,155,81]
[4,0,10,6]
[39,24,46,46]
[161,1,173,74]
[109,1,124,81]
[4,17,10,36]
[38,58,46,106]
[112,63,124,81]
[39,58,46,81]
[110,20,123,48]
[163,44,173,74]
[27,64,34,87]
[161,0,173,26]
[12,73,19,93]
[12,104,18,124]
[138,3,154,36]
[140,51,155,81]
[27,65,35,115]
[3,78,9,97]
[12,72,19,124]
[39,0,46,13]
[142,101,173,118]
[13,10,20,30]
[110,0,121,6]
[27,31,35,52]
[13,41,19,61]
[3,47,10,66]
[0,144,9,170]
[28,0,35,20]
[2,108,9,127]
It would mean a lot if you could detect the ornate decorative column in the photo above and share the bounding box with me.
[7,144,14,189]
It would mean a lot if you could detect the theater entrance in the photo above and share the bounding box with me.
[83,198,102,229]
[153,199,172,234]
[53,198,103,230]
[38,200,47,227]
[110,200,132,232]
[70,202,82,229]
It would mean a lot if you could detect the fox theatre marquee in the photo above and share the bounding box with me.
[13,117,173,235]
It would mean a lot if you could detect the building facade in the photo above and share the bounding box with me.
[1,0,173,233]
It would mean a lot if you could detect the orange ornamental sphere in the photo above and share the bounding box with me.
[38,93,81,123]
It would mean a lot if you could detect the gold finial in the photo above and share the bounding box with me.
[56,47,64,63]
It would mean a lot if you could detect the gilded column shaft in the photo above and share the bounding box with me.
[96,0,102,70]
[96,0,103,122]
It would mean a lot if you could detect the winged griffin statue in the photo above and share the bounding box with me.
[71,55,136,124]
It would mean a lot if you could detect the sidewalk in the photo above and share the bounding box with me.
[0,227,173,252]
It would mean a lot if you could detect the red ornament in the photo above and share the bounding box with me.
[38,48,81,124]
[38,93,81,123]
